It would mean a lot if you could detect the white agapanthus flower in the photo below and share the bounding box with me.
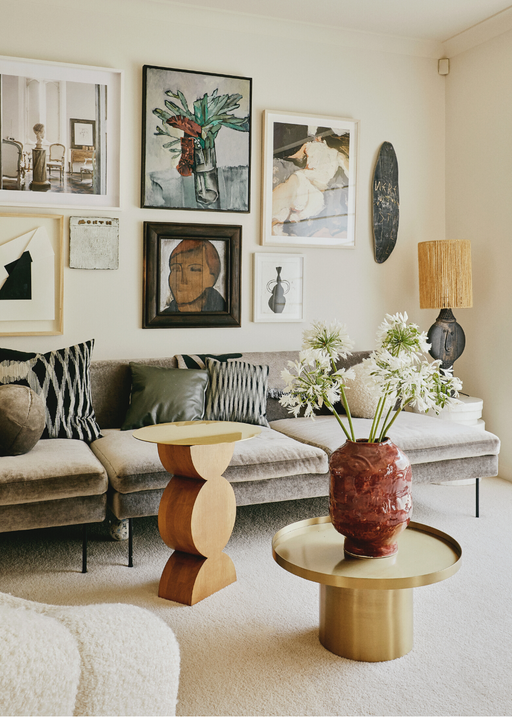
[279,312,462,443]
[302,319,355,360]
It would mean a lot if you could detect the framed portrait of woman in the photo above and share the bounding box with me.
[143,221,241,328]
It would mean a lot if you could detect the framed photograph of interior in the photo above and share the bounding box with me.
[141,65,252,212]
[143,221,241,329]
[253,253,304,322]
[0,55,122,209]
[0,213,64,335]
[262,110,358,248]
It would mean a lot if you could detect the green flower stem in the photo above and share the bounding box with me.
[377,403,396,442]
[369,395,386,442]
[324,399,353,442]
[328,356,355,442]
[379,397,414,438]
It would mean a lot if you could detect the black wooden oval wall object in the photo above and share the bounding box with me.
[372,142,399,264]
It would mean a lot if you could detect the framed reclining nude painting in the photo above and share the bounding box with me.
[261,110,358,248]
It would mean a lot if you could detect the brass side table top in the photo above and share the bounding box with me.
[133,419,261,446]
[272,517,462,661]
[273,517,461,589]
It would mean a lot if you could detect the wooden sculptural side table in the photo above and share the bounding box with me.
[133,420,260,605]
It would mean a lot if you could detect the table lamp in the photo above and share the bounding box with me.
[418,240,473,371]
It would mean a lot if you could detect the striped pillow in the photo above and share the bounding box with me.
[204,358,269,427]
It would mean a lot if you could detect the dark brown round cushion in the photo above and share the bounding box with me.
[0,385,46,456]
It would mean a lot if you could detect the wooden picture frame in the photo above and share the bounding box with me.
[0,55,122,209]
[261,110,358,248]
[70,119,96,149]
[143,222,241,328]
[141,65,252,213]
[0,212,64,335]
[253,253,304,322]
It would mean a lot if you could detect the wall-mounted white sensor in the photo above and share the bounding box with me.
[438,58,450,75]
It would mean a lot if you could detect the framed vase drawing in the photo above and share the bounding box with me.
[0,213,64,335]
[143,221,241,329]
[253,253,304,322]
[0,55,122,209]
[261,110,358,248]
[141,65,252,213]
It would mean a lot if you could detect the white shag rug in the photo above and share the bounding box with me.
[1,477,512,716]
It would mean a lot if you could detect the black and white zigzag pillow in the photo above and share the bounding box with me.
[204,358,269,427]
[0,340,102,442]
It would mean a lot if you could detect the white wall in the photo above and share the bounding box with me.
[446,29,512,478]
[1,2,445,361]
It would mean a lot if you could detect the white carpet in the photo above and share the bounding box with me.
[1,478,512,716]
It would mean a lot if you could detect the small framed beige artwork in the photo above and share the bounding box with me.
[69,216,119,269]
[0,212,63,335]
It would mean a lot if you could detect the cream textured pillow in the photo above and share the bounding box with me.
[344,362,394,419]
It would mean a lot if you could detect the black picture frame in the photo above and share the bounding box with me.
[141,65,252,213]
[143,222,241,328]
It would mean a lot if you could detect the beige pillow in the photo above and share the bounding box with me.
[344,362,394,419]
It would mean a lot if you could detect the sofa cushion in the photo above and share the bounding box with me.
[0,340,102,442]
[121,364,208,430]
[175,353,242,368]
[224,426,328,482]
[270,412,501,464]
[205,358,270,427]
[0,439,108,506]
[91,426,328,494]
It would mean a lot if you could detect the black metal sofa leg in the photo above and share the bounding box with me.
[476,477,480,518]
[82,524,88,573]
[128,518,133,567]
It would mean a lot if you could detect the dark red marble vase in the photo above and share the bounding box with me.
[329,438,413,558]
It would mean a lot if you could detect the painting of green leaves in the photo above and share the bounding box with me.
[142,66,252,212]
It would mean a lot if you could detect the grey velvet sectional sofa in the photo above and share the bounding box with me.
[0,350,501,571]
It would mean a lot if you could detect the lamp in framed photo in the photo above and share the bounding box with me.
[262,110,358,248]
[141,65,252,213]
[253,253,304,323]
[143,222,241,329]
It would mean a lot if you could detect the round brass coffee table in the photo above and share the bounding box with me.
[134,420,260,605]
[272,517,462,662]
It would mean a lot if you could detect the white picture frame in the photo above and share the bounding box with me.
[0,55,122,209]
[253,253,304,322]
[261,110,358,248]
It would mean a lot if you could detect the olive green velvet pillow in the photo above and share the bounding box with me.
[121,364,208,431]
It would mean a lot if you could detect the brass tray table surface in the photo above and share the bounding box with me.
[272,517,462,662]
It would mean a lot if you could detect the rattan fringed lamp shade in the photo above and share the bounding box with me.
[417,240,473,371]
[418,240,473,309]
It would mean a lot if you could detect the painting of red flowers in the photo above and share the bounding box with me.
[142,66,252,212]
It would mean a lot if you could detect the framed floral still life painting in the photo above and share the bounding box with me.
[141,66,252,213]
[143,222,241,329]
[262,111,358,248]
[253,253,304,323]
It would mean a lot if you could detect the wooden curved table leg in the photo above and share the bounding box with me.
[156,442,237,605]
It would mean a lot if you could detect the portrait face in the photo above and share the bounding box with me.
[168,241,218,311]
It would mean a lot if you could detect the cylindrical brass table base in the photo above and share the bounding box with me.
[319,585,414,662]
